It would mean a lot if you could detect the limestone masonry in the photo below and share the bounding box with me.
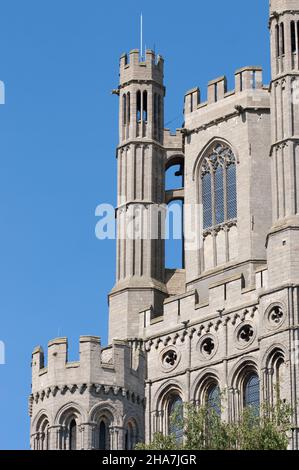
[29,0,299,450]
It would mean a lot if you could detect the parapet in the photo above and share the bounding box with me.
[184,66,265,115]
[139,265,269,337]
[119,49,164,86]
[163,128,184,149]
[31,335,145,394]
[270,0,299,15]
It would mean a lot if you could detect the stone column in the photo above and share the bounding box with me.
[228,387,235,422]
[115,426,125,450]
[109,427,115,450]
[145,380,152,444]
[151,411,157,436]
[234,389,240,420]
[221,386,230,423]
[268,368,274,406]
[261,367,268,402]
[60,425,67,450]
[31,432,38,450]
[47,425,62,450]
[84,422,97,450]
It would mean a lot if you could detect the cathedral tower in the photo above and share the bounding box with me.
[108,50,168,342]
[268,0,299,286]
[29,3,299,451]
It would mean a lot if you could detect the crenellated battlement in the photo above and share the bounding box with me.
[31,336,145,395]
[119,49,164,86]
[184,66,266,115]
[163,128,184,149]
[270,0,299,14]
[139,264,268,337]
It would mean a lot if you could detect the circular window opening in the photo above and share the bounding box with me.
[198,335,217,360]
[268,305,284,328]
[160,348,181,372]
[236,323,255,348]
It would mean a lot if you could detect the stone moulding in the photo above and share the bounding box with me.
[30,383,145,409]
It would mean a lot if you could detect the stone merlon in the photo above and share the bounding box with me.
[270,0,299,15]
[184,66,265,115]
[119,49,164,87]
[31,336,145,396]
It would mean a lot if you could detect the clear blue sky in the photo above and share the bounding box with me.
[0,0,270,450]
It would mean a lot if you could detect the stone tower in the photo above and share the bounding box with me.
[108,49,168,342]
[268,0,299,287]
[266,0,299,448]
[29,2,299,451]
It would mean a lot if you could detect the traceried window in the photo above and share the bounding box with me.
[201,143,237,230]
[202,172,212,228]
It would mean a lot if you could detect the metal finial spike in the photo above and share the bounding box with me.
[140,13,143,60]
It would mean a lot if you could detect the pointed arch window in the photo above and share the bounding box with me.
[274,357,285,400]
[136,90,141,121]
[69,419,77,450]
[207,384,221,416]
[243,373,260,416]
[125,423,133,450]
[291,21,296,53]
[37,416,50,450]
[123,94,127,125]
[143,90,148,122]
[168,395,183,443]
[41,421,50,450]
[201,142,237,230]
[125,421,138,450]
[280,23,285,56]
[276,24,280,58]
[266,349,286,403]
[127,92,130,124]
[98,421,108,450]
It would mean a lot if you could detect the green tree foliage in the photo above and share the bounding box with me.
[136,399,292,451]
